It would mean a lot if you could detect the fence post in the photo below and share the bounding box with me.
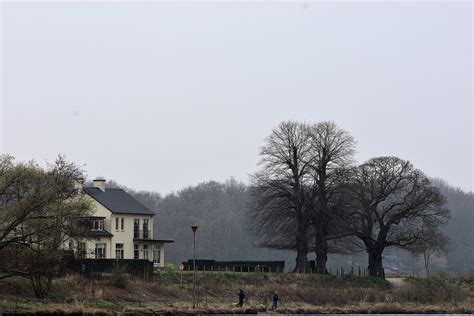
[351,266,354,275]
[358,266,361,277]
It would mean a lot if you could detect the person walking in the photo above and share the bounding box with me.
[271,291,280,310]
[238,289,246,307]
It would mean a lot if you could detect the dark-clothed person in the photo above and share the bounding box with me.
[271,292,279,310]
[238,289,246,307]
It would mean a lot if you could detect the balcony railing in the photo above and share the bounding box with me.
[134,230,150,239]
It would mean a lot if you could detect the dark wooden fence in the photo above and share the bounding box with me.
[182,259,285,273]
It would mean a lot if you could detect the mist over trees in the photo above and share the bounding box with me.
[432,179,474,273]
[119,176,473,275]
[128,179,294,267]
[121,121,472,276]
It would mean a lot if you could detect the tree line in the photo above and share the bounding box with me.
[249,121,450,277]
[125,177,469,276]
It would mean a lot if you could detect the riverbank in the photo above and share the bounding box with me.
[0,272,472,314]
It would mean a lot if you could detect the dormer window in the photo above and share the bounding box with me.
[91,219,104,231]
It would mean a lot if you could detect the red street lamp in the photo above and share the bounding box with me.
[191,225,198,308]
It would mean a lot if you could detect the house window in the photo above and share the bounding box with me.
[143,244,149,260]
[143,219,149,239]
[92,219,104,231]
[134,244,139,259]
[115,217,119,231]
[153,244,160,264]
[115,243,124,259]
[134,219,140,238]
[95,243,106,259]
[77,242,86,258]
[121,218,124,231]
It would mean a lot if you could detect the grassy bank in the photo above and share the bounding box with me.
[0,272,472,314]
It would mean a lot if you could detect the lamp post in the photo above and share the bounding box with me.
[191,225,198,308]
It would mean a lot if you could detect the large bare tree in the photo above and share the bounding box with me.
[344,157,449,278]
[249,121,313,272]
[307,121,356,273]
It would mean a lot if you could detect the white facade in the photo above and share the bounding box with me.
[72,180,171,268]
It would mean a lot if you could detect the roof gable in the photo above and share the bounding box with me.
[84,187,155,215]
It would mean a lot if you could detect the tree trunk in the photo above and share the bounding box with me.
[423,252,431,277]
[31,277,46,299]
[314,229,328,274]
[315,248,328,274]
[294,222,309,273]
[31,275,53,299]
[368,249,385,278]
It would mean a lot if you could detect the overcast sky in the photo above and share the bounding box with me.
[1,1,472,194]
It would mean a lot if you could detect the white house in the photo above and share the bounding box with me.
[72,179,173,268]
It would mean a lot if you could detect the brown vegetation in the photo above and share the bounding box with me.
[0,272,472,314]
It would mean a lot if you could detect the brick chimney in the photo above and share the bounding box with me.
[93,179,106,192]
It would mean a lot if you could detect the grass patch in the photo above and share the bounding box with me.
[394,276,469,304]
[159,271,390,290]
[299,273,390,289]
[86,299,124,311]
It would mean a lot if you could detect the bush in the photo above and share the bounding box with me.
[155,262,181,285]
[164,262,177,273]
[111,266,128,289]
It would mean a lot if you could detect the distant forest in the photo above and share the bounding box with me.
[111,178,472,274]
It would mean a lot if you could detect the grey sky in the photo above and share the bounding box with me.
[1,2,472,194]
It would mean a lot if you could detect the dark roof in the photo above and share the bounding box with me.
[134,238,174,243]
[84,187,155,215]
[81,216,106,220]
[91,230,114,238]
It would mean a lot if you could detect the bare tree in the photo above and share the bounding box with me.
[344,157,449,278]
[307,121,356,273]
[0,155,54,251]
[249,121,313,272]
[0,155,92,298]
[409,226,449,277]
